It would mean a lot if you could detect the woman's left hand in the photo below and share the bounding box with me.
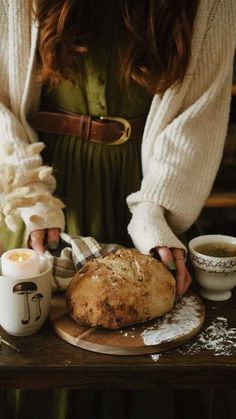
[152,246,192,298]
[29,228,60,255]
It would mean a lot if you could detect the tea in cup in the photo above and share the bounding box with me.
[189,234,236,301]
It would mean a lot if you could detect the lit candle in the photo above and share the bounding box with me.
[1,249,40,278]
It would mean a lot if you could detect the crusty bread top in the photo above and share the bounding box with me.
[66,249,176,329]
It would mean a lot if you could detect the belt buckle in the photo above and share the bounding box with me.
[100,116,131,145]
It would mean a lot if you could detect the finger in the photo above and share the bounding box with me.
[47,228,60,249]
[181,267,192,295]
[172,248,186,296]
[172,248,191,296]
[174,261,187,297]
[29,229,46,255]
[154,246,176,271]
[175,266,192,297]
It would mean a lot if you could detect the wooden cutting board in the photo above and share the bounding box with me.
[49,291,205,355]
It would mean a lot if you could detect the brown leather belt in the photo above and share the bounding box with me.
[27,111,146,145]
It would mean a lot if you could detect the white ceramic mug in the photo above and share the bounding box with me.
[189,234,236,301]
[0,257,52,336]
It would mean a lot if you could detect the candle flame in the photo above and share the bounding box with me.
[9,252,31,262]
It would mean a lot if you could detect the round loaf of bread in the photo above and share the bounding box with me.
[66,248,176,329]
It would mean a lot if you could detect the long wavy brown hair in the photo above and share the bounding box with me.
[34,0,198,94]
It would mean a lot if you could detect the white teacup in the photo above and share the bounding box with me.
[0,257,52,336]
[189,234,236,301]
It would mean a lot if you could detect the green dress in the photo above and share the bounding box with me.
[40,25,152,247]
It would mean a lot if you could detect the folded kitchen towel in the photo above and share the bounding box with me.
[45,232,122,291]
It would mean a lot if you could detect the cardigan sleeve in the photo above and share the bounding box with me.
[0,0,65,242]
[127,0,236,254]
[0,104,65,241]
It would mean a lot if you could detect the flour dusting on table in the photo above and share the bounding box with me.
[151,354,162,362]
[177,316,236,356]
[141,295,201,346]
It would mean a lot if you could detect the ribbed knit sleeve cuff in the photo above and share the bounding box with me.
[127,202,187,255]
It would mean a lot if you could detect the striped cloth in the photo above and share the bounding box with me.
[45,233,122,291]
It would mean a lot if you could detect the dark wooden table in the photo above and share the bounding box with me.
[1,286,236,391]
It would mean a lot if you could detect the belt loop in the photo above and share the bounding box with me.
[79,115,92,141]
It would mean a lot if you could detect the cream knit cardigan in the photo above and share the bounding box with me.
[0,0,235,253]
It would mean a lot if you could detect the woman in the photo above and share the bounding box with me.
[0,1,235,418]
[0,0,235,294]
[1,0,234,297]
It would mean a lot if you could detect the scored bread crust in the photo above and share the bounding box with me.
[66,248,176,329]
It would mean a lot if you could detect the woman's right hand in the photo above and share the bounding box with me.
[29,228,60,255]
[152,246,192,298]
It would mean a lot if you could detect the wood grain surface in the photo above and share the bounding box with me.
[49,291,205,355]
